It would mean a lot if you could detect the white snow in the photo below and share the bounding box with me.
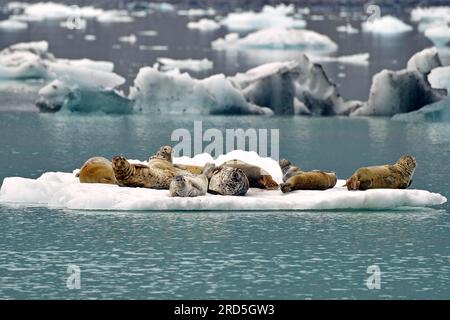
[362,15,413,34]
[157,57,213,72]
[212,28,338,53]
[0,19,28,30]
[187,19,221,31]
[424,25,450,47]
[221,4,306,31]
[0,150,445,211]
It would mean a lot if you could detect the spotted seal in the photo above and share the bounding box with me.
[208,166,249,196]
[221,159,279,190]
[345,155,417,191]
[169,163,215,197]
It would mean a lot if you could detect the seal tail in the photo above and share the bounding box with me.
[202,163,215,178]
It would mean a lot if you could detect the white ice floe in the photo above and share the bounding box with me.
[212,28,338,53]
[187,19,221,31]
[362,15,413,34]
[129,67,271,115]
[336,23,359,34]
[411,6,450,23]
[407,47,442,75]
[21,2,104,20]
[0,19,28,30]
[0,151,445,211]
[96,10,134,23]
[148,2,176,12]
[118,34,137,44]
[178,8,216,16]
[221,4,305,31]
[84,34,96,41]
[138,30,158,36]
[309,53,369,66]
[157,58,213,72]
[424,25,450,47]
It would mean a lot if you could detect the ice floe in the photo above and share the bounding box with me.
[336,23,359,34]
[411,6,450,23]
[178,8,216,16]
[157,58,213,72]
[0,19,28,30]
[362,15,413,34]
[187,19,221,31]
[221,4,306,31]
[129,67,271,115]
[118,34,138,44]
[429,66,450,92]
[392,97,450,122]
[0,150,445,211]
[309,53,369,66]
[424,25,450,47]
[96,10,134,23]
[212,28,337,53]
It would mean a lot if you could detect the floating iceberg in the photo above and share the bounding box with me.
[362,15,413,34]
[96,10,134,23]
[0,19,28,30]
[424,25,450,47]
[221,4,305,31]
[178,8,216,16]
[392,97,450,122]
[411,6,450,23]
[0,151,445,211]
[212,28,338,53]
[187,19,221,31]
[157,58,213,72]
[230,59,357,116]
[429,66,450,92]
[15,2,105,21]
[336,23,359,34]
[351,48,445,116]
[309,53,369,66]
[129,67,272,115]
[118,34,138,44]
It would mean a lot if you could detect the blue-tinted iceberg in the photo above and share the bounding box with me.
[392,97,450,122]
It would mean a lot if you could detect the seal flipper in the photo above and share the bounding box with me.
[408,179,413,188]
[202,162,215,178]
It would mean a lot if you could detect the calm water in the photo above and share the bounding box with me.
[0,113,449,299]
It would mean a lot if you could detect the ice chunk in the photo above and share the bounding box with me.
[118,34,137,44]
[20,2,104,20]
[231,59,355,115]
[0,19,28,30]
[138,30,158,36]
[336,23,359,34]
[178,8,216,16]
[407,47,442,75]
[362,15,413,34]
[97,10,134,23]
[129,67,272,115]
[411,6,450,23]
[148,2,176,12]
[0,169,445,211]
[157,57,213,72]
[212,28,337,53]
[309,53,369,66]
[187,19,221,31]
[429,66,450,92]
[424,25,450,47]
[392,97,450,122]
[221,5,305,31]
[351,69,443,116]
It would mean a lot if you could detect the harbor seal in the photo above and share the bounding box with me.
[169,163,215,197]
[221,159,279,190]
[279,159,303,182]
[76,157,117,184]
[278,159,337,193]
[345,155,417,191]
[149,145,205,175]
[280,170,337,193]
[208,166,249,196]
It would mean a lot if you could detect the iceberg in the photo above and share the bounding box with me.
[351,48,445,116]
[221,4,305,31]
[212,28,338,53]
[157,58,213,72]
[362,15,413,34]
[230,59,357,116]
[118,34,138,44]
[15,2,105,21]
[187,19,221,31]
[429,66,450,92]
[178,8,216,16]
[0,151,445,211]
[424,25,450,47]
[129,67,272,115]
[309,53,369,66]
[96,10,134,23]
[336,23,359,34]
[411,6,450,23]
[0,19,28,30]
[392,97,450,122]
